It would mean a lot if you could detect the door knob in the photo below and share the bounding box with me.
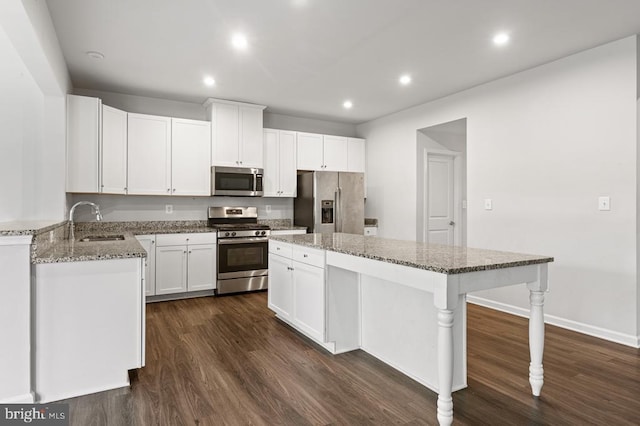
[449,221,455,226]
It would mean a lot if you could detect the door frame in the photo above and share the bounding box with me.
[423,148,463,246]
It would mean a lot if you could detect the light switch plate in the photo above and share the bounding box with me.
[266,205,271,213]
[165,204,173,214]
[484,199,493,210]
[598,196,610,211]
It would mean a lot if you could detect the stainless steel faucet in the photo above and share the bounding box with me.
[69,201,103,241]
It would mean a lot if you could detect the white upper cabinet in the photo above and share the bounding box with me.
[207,99,266,168]
[66,95,101,193]
[263,129,297,197]
[322,135,348,171]
[239,107,264,168]
[347,137,365,173]
[296,132,324,170]
[210,103,239,167]
[101,105,128,194]
[296,132,354,172]
[127,113,172,195]
[171,118,211,196]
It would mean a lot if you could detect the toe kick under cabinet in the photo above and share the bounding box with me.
[268,240,333,350]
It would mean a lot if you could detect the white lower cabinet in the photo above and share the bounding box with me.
[267,252,293,321]
[292,260,325,342]
[268,240,326,344]
[154,233,216,296]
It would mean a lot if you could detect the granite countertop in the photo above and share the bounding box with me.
[269,232,553,274]
[0,220,65,236]
[34,231,147,264]
[269,225,308,231]
[9,218,304,264]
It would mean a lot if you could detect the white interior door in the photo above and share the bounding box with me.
[427,154,455,245]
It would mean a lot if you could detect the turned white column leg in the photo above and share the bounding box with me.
[529,290,545,396]
[437,309,454,426]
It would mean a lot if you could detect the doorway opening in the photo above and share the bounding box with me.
[416,118,467,246]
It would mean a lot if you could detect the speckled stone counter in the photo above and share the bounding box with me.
[33,232,147,264]
[269,232,553,274]
[0,220,64,236]
[258,218,307,232]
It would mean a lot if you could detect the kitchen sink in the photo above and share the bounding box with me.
[78,235,125,242]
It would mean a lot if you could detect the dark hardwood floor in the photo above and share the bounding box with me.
[62,293,640,425]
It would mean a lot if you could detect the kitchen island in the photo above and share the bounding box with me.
[268,233,553,426]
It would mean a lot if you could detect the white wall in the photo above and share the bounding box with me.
[358,37,638,345]
[0,0,70,222]
[69,194,293,222]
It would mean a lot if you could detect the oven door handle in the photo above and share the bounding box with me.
[218,237,269,245]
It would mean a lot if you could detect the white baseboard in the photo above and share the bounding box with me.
[0,392,35,403]
[466,295,640,349]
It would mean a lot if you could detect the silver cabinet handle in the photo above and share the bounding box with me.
[449,221,455,226]
[167,188,170,193]
[303,254,308,258]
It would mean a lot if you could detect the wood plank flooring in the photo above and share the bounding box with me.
[62,293,640,425]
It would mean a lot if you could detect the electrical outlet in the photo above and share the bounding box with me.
[598,196,610,211]
[484,199,493,210]
[165,204,173,214]
[265,205,271,213]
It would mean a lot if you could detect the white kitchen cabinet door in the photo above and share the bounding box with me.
[268,253,293,321]
[187,244,216,291]
[292,261,325,342]
[263,129,279,196]
[278,130,297,196]
[211,103,240,167]
[155,246,187,294]
[171,118,211,196]
[127,113,172,195]
[135,235,156,296]
[101,105,128,194]
[347,137,366,173]
[297,132,323,171]
[323,135,349,172]
[66,95,101,193]
[239,107,264,168]
[264,129,297,197]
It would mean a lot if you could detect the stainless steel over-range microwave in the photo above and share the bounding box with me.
[211,166,264,197]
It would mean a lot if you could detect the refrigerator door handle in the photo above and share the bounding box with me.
[336,186,342,232]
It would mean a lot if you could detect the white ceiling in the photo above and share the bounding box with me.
[45,0,640,124]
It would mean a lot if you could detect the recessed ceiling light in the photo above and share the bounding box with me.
[85,51,104,60]
[343,100,353,109]
[399,74,412,85]
[493,32,510,46]
[204,76,215,87]
[231,33,248,50]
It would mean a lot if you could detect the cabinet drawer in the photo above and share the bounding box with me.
[156,233,216,246]
[292,246,325,268]
[269,240,292,257]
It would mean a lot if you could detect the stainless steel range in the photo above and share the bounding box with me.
[208,207,270,295]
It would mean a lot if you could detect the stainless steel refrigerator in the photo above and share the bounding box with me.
[294,171,364,234]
